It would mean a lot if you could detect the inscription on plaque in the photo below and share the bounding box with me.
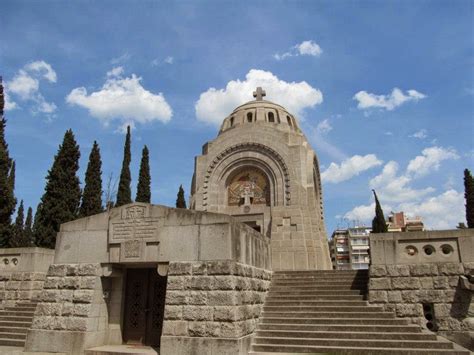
[111,205,159,242]
[124,240,141,258]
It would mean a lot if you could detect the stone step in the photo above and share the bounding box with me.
[261,317,410,325]
[0,337,25,347]
[0,310,35,317]
[255,330,438,341]
[0,315,33,322]
[268,290,363,295]
[5,306,37,311]
[264,300,369,306]
[272,276,368,281]
[0,331,27,339]
[263,305,384,312]
[253,337,454,349]
[257,323,422,333]
[270,286,367,291]
[0,320,31,327]
[266,295,365,301]
[274,270,368,275]
[249,344,469,354]
[0,326,28,334]
[261,311,395,319]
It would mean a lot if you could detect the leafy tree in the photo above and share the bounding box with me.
[176,185,187,209]
[24,207,33,245]
[34,129,81,248]
[371,189,387,233]
[464,169,474,228]
[0,77,16,247]
[79,141,103,217]
[10,200,29,247]
[116,125,132,206]
[136,145,151,203]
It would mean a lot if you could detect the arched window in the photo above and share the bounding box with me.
[230,116,234,127]
[268,112,275,123]
[286,115,292,127]
[247,112,253,123]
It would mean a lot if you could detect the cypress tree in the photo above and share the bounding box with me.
[10,200,29,247]
[0,77,16,247]
[116,125,132,206]
[34,129,81,248]
[371,189,387,233]
[136,145,151,203]
[176,185,187,209]
[24,207,33,245]
[79,141,103,217]
[464,169,474,228]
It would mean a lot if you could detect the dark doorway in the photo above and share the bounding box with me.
[123,268,167,347]
[244,221,261,233]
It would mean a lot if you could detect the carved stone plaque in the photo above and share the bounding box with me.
[110,204,159,242]
[124,240,141,258]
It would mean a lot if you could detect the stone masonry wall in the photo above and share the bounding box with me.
[369,262,474,332]
[162,260,271,340]
[0,271,46,307]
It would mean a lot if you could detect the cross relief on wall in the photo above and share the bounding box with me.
[276,217,297,239]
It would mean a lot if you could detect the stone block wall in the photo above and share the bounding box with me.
[369,262,474,332]
[25,263,109,354]
[161,260,272,355]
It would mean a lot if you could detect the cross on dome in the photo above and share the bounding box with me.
[253,87,266,101]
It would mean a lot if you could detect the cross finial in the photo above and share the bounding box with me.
[253,87,266,101]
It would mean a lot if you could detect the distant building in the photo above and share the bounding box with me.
[387,211,424,232]
[329,226,371,270]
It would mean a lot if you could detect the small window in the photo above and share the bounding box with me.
[287,115,292,127]
[247,112,252,123]
[268,112,275,123]
[230,116,234,127]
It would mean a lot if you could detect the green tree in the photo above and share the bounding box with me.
[10,200,29,247]
[116,125,132,207]
[34,129,81,248]
[0,77,16,247]
[79,141,103,217]
[176,185,187,208]
[24,206,33,245]
[136,145,151,203]
[371,189,387,233]
[464,169,474,228]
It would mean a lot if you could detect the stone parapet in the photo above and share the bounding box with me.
[161,260,272,355]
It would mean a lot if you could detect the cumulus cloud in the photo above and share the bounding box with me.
[321,154,382,183]
[343,146,462,229]
[6,60,57,116]
[406,146,459,178]
[316,119,332,134]
[3,91,17,111]
[195,69,323,125]
[66,67,172,128]
[353,88,426,111]
[410,129,427,139]
[274,40,322,60]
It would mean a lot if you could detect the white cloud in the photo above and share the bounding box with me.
[195,69,323,125]
[406,146,459,178]
[321,154,382,184]
[3,91,17,111]
[353,88,426,111]
[6,61,57,116]
[296,40,323,57]
[151,56,174,66]
[410,129,427,139]
[316,119,332,134]
[66,69,172,127]
[111,53,131,65]
[25,60,57,83]
[164,56,174,64]
[274,40,323,60]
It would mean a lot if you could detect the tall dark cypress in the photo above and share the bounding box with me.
[34,129,81,248]
[116,125,132,207]
[79,141,103,217]
[0,77,16,247]
[371,189,387,233]
[464,169,474,228]
[136,145,151,203]
[24,207,33,245]
[176,185,187,209]
[10,200,29,247]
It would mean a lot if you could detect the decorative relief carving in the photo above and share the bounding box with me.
[124,240,141,258]
[111,204,159,242]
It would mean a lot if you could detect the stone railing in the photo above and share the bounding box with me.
[368,229,474,350]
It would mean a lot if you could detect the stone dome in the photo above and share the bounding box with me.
[218,88,301,135]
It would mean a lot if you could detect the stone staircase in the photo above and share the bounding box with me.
[249,270,469,354]
[0,302,36,347]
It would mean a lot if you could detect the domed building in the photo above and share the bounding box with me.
[190,87,331,270]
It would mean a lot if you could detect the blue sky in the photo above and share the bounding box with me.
[1,1,473,233]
